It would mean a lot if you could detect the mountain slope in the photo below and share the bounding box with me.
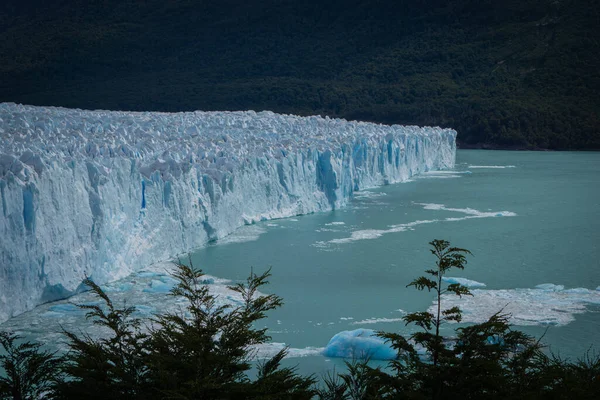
[0,0,598,149]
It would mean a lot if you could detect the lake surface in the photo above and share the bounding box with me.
[190,149,600,372]
[3,150,599,375]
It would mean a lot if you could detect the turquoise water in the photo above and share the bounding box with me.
[2,150,599,377]
[190,149,600,373]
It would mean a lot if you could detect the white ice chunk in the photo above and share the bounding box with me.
[351,317,405,325]
[442,277,486,288]
[253,342,324,359]
[434,284,600,326]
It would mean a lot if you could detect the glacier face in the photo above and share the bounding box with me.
[0,103,456,322]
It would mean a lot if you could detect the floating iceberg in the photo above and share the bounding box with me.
[323,329,397,360]
[0,103,455,321]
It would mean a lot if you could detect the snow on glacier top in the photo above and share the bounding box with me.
[0,103,454,181]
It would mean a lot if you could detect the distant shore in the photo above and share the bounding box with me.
[458,143,600,151]
[458,142,556,151]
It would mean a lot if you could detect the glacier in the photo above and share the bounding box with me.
[0,103,456,322]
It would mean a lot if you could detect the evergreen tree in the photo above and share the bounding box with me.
[0,331,60,400]
[364,239,583,399]
[145,263,314,398]
[52,262,315,399]
[369,239,473,398]
[52,279,150,400]
[402,239,472,366]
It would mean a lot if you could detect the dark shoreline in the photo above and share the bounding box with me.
[457,142,600,152]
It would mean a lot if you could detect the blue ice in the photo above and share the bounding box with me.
[485,335,505,346]
[322,329,397,360]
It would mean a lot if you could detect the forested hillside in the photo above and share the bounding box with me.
[1,0,598,149]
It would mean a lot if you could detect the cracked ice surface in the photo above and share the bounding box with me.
[0,103,456,321]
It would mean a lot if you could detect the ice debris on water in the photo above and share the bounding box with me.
[323,203,516,246]
[435,283,600,326]
[0,261,258,350]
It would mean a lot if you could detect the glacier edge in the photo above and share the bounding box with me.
[0,103,456,322]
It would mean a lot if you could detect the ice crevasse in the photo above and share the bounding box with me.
[0,103,456,322]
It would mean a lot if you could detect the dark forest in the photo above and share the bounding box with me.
[1,0,598,149]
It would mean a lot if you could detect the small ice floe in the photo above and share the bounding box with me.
[442,277,486,288]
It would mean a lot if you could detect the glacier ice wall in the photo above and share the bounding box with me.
[0,103,456,322]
